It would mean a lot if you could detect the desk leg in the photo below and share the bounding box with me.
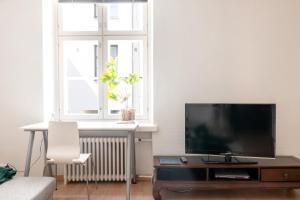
[131,131,137,184]
[24,131,35,177]
[42,131,52,177]
[126,133,132,200]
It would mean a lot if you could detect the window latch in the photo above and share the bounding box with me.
[94,4,98,19]
[94,44,98,77]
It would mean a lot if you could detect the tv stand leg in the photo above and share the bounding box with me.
[153,186,162,200]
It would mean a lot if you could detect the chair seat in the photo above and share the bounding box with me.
[72,153,91,164]
[47,153,91,164]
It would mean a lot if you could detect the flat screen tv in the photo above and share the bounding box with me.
[185,104,276,159]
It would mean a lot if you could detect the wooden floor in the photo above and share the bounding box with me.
[54,180,300,200]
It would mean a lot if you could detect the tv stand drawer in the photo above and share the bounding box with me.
[261,168,300,182]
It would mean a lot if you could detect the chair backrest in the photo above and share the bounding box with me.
[47,121,80,163]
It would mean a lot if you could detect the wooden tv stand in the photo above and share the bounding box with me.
[153,156,300,200]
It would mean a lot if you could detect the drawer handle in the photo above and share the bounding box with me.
[283,173,289,179]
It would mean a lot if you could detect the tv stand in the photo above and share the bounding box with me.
[153,156,300,200]
[201,154,258,164]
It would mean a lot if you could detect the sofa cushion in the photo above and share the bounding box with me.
[0,176,56,200]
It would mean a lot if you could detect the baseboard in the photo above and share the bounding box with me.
[137,175,152,181]
[56,175,151,183]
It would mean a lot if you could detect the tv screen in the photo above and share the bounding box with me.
[185,104,276,158]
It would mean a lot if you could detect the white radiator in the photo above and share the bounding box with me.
[64,137,127,182]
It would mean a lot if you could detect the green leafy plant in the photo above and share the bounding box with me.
[100,57,141,108]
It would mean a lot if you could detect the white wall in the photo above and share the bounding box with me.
[0,0,44,175]
[43,0,56,121]
[153,0,300,156]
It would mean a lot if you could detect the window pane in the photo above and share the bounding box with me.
[62,39,100,115]
[107,40,144,115]
[106,3,144,32]
[61,4,99,32]
[63,40,99,78]
[66,79,98,114]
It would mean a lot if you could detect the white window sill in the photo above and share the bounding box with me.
[137,122,158,132]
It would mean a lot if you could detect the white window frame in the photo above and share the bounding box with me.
[58,36,103,120]
[57,3,149,120]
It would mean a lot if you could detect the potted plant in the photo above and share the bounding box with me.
[100,58,141,121]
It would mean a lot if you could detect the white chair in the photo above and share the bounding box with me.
[46,121,96,200]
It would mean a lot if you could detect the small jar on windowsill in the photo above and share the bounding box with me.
[121,108,135,121]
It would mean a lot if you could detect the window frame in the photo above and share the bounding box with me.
[57,3,149,120]
[58,36,103,120]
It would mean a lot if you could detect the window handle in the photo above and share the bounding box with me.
[94,4,98,19]
[94,44,98,77]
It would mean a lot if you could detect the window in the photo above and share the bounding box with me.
[58,3,148,120]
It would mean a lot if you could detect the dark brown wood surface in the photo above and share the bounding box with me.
[154,156,300,168]
[261,168,300,182]
[152,156,300,200]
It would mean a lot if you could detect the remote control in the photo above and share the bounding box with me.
[180,157,188,164]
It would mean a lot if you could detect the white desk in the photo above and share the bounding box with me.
[21,121,139,200]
